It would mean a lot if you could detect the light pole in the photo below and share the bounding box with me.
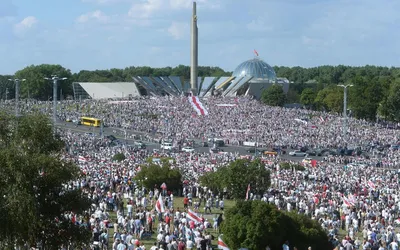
[338,84,353,141]
[44,75,67,124]
[8,78,26,116]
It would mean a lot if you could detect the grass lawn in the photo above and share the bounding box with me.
[106,197,236,249]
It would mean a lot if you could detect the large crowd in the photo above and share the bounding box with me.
[2,96,400,250]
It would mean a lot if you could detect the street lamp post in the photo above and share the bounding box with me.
[8,78,26,116]
[338,84,353,141]
[44,75,67,124]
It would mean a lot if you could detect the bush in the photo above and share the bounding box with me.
[112,153,126,162]
[279,162,305,171]
[221,201,330,250]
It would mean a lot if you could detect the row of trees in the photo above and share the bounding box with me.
[2,63,400,121]
[262,75,400,121]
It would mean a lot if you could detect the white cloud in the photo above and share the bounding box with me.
[76,10,110,23]
[128,0,163,19]
[169,0,192,9]
[246,17,273,32]
[167,22,188,40]
[13,16,38,37]
[81,0,130,4]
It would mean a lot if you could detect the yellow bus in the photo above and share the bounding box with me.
[80,117,101,127]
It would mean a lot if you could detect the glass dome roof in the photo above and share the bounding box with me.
[232,58,276,80]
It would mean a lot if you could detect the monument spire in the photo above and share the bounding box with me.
[190,1,198,95]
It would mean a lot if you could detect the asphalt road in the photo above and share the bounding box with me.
[56,121,323,161]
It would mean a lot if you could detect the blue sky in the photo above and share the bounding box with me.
[0,0,400,74]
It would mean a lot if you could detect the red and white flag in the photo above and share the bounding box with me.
[254,49,259,57]
[218,236,230,250]
[245,184,251,200]
[188,95,208,116]
[368,180,376,190]
[186,209,202,224]
[155,194,165,213]
[78,156,87,162]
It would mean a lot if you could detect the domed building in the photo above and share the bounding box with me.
[212,56,289,99]
[232,58,277,81]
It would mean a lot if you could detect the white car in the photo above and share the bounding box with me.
[182,147,195,153]
[289,150,307,157]
[161,142,173,150]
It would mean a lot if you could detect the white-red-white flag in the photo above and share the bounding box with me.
[253,49,259,57]
[245,184,251,200]
[368,180,376,190]
[155,194,165,213]
[186,209,203,224]
[218,236,230,250]
[188,95,208,116]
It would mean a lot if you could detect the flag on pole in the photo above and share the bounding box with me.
[245,184,251,200]
[218,235,230,250]
[155,194,165,213]
[254,49,259,57]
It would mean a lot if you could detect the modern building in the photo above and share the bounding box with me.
[72,57,289,100]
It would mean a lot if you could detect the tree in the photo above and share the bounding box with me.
[261,84,286,106]
[135,158,182,192]
[300,88,316,107]
[14,64,73,100]
[199,159,270,200]
[379,80,400,121]
[0,113,91,248]
[221,201,331,250]
[112,153,126,162]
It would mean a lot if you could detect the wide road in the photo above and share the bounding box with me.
[56,121,323,162]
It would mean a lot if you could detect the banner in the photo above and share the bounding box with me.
[188,95,208,116]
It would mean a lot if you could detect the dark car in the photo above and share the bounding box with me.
[106,135,117,141]
[210,147,223,153]
[246,148,266,154]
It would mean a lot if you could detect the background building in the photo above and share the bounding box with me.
[72,57,289,100]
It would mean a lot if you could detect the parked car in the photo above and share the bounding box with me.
[106,135,117,141]
[182,146,195,153]
[289,150,307,157]
[161,142,173,150]
[134,141,146,149]
[210,147,223,153]
[246,148,265,153]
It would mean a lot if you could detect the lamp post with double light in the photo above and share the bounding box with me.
[8,78,26,116]
[44,75,67,124]
[338,84,353,141]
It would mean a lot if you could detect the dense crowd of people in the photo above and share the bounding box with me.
[2,95,400,249]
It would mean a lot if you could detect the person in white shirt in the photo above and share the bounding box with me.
[282,241,289,250]
[150,242,158,250]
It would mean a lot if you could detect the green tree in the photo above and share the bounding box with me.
[135,158,182,192]
[221,201,330,250]
[200,159,270,200]
[14,64,73,100]
[0,113,91,248]
[112,153,126,162]
[261,84,286,106]
[379,80,400,121]
[300,88,316,107]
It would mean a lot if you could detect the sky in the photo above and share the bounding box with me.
[0,0,400,74]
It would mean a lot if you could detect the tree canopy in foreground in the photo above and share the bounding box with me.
[199,159,270,200]
[0,113,91,248]
[221,200,331,250]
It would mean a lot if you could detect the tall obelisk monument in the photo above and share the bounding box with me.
[190,1,198,95]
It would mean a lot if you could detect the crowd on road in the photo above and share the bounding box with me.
[2,96,400,249]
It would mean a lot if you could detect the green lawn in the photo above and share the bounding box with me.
[106,197,236,249]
